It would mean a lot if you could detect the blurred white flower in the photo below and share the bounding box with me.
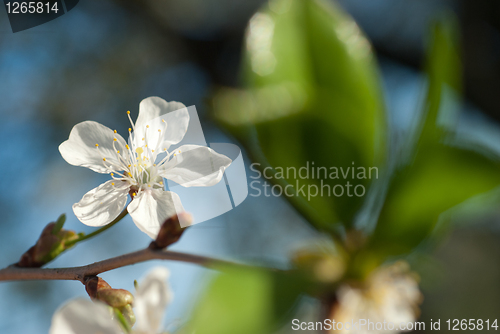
[133,267,172,334]
[50,267,173,334]
[50,299,123,334]
[59,97,231,238]
[330,261,422,334]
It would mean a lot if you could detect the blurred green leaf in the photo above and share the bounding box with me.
[369,18,500,258]
[51,213,66,235]
[214,0,387,231]
[371,144,500,256]
[186,267,305,334]
[420,15,462,145]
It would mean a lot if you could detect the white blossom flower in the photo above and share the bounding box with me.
[330,261,422,334]
[50,299,123,334]
[50,267,173,334]
[133,267,172,334]
[59,97,231,238]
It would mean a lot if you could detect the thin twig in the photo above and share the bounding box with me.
[0,248,244,283]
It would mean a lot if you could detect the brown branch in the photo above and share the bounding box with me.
[0,248,244,283]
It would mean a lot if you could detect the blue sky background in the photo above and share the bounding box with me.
[0,0,499,333]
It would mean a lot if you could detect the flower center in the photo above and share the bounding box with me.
[94,111,181,197]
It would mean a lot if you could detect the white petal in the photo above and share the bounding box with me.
[49,299,122,334]
[159,145,232,187]
[133,97,189,151]
[59,121,128,174]
[135,267,172,333]
[127,189,184,239]
[73,180,129,227]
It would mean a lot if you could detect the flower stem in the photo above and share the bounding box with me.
[66,208,129,247]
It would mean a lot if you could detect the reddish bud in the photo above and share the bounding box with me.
[150,212,192,249]
[84,276,112,299]
[85,276,134,308]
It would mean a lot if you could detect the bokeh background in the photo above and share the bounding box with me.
[0,0,500,333]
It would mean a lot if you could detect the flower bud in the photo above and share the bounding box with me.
[85,276,134,307]
[84,276,111,300]
[117,304,136,328]
[329,261,422,332]
[97,289,134,308]
[150,212,192,249]
[85,276,136,329]
[292,249,345,284]
[18,215,79,267]
[344,229,368,252]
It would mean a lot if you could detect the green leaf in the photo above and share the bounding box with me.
[214,0,387,231]
[371,144,500,256]
[420,15,462,145]
[185,267,305,334]
[369,17,500,258]
[51,213,66,235]
[114,307,132,333]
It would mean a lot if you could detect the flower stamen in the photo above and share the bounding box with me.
[127,111,135,131]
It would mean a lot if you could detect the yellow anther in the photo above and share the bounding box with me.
[116,150,120,154]
[95,144,99,147]
[145,145,148,148]
[127,111,130,114]
[113,138,117,141]
[110,173,114,176]
[142,138,144,141]
[153,164,156,166]
[128,172,132,177]
[111,182,115,186]
[113,130,117,133]
[158,129,161,132]
[159,181,163,185]
[163,148,167,151]
[125,145,129,149]
[132,192,136,196]
[162,119,165,123]
[178,150,181,153]
[146,125,149,128]
[128,128,132,132]
[103,158,106,161]
[152,149,154,152]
